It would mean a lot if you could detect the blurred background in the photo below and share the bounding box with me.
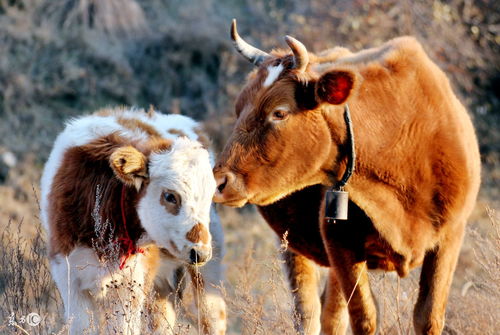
[0,0,498,334]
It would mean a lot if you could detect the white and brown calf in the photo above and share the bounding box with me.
[40,107,226,334]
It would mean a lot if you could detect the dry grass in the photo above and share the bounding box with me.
[0,210,64,334]
[0,0,498,334]
[0,195,499,334]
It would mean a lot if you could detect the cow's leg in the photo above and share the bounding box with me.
[413,223,465,335]
[321,222,377,335]
[321,268,349,335]
[258,184,329,335]
[284,250,322,335]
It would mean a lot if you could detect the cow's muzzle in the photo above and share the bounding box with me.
[213,169,249,207]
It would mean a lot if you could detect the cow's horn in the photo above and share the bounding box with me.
[231,19,270,66]
[285,35,309,72]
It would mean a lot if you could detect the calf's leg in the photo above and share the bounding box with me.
[152,272,177,334]
[52,247,153,335]
[188,266,216,335]
[51,249,102,334]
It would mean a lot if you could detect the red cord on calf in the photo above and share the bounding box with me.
[118,185,144,270]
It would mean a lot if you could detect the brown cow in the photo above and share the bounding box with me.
[213,20,481,335]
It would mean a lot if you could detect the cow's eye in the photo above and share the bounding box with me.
[163,192,177,204]
[271,109,289,121]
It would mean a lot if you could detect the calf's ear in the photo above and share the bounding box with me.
[315,70,356,105]
[110,146,148,191]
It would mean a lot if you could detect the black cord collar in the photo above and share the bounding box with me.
[334,104,356,191]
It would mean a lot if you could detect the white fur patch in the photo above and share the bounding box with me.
[263,64,284,87]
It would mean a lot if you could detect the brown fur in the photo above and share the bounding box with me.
[145,245,160,272]
[117,117,162,138]
[258,184,328,265]
[194,126,211,149]
[94,107,119,117]
[168,128,188,138]
[48,133,147,257]
[186,223,210,244]
[142,137,173,154]
[215,36,481,334]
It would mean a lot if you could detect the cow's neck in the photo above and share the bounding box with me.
[320,104,355,188]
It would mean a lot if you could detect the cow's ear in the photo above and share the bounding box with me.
[315,70,356,105]
[110,146,148,191]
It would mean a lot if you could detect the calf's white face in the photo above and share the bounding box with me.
[137,137,215,264]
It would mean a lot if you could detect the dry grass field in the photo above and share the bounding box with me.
[0,0,498,334]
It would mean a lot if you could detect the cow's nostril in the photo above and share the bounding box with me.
[217,175,227,193]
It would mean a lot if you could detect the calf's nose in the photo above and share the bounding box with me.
[189,247,211,265]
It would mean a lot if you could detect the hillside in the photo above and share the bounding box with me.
[0,0,498,334]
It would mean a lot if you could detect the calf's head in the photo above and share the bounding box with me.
[111,137,215,265]
[213,20,359,207]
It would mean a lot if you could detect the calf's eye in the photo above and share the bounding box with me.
[163,192,177,204]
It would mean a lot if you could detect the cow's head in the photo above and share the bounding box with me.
[213,20,359,207]
[110,137,215,265]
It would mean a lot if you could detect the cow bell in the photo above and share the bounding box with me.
[325,189,349,221]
